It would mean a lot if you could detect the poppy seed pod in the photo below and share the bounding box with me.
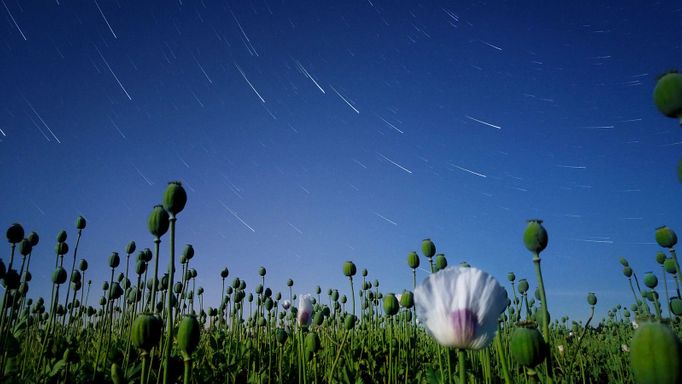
[126,241,136,255]
[56,230,67,243]
[75,216,86,230]
[510,322,547,368]
[344,314,356,330]
[220,268,229,279]
[383,293,399,316]
[656,226,678,249]
[136,260,146,275]
[183,244,194,261]
[304,332,321,358]
[79,259,88,272]
[630,322,682,384]
[287,279,294,287]
[177,315,201,358]
[670,298,682,316]
[435,254,447,271]
[656,251,667,265]
[147,205,170,239]
[3,269,20,289]
[664,258,678,274]
[275,328,288,345]
[523,220,548,253]
[507,272,516,282]
[26,231,39,247]
[407,251,420,269]
[131,313,163,352]
[108,252,120,269]
[623,266,633,278]
[163,181,187,217]
[422,238,436,258]
[52,267,67,285]
[6,223,24,244]
[343,261,356,277]
[362,269,368,277]
[587,292,597,306]
[653,71,682,122]
[258,266,266,277]
[55,242,68,256]
[400,290,414,309]
[19,238,32,256]
[518,279,529,294]
[643,272,658,289]
[619,257,629,267]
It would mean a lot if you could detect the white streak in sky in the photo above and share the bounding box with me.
[581,125,614,129]
[193,54,213,84]
[0,128,5,137]
[377,115,404,133]
[219,200,256,232]
[556,164,586,169]
[451,163,487,178]
[330,85,360,114]
[479,40,502,51]
[465,115,501,129]
[131,163,153,185]
[287,221,303,234]
[373,211,398,226]
[96,47,132,100]
[294,59,325,93]
[573,238,614,244]
[230,9,258,56]
[234,63,265,103]
[352,158,367,169]
[31,200,45,215]
[2,0,26,40]
[297,184,310,194]
[377,152,412,174]
[23,97,61,143]
[94,0,117,39]
[110,118,126,139]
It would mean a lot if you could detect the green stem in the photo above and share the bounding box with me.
[183,358,191,384]
[494,324,511,384]
[163,217,177,384]
[349,276,355,317]
[532,253,554,384]
[458,348,466,384]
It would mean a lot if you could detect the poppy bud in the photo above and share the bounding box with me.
[407,251,420,269]
[6,223,24,244]
[421,238,436,258]
[148,205,170,239]
[653,71,682,123]
[343,261,357,277]
[177,315,201,358]
[656,226,678,249]
[163,181,187,217]
[630,322,682,384]
[523,220,548,253]
[126,241,136,255]
[75,216,86,230]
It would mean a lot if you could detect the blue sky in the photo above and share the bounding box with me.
[1,1,682,321]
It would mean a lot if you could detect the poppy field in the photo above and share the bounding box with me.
[0,73,681,383]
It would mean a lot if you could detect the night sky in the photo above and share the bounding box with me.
[2,1,682,321]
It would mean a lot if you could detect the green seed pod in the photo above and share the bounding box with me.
[630,322,682,384]
[111,362,124,384]
[258,266,266,276]
[6,223,24,244]
[664,258,678,274]
[656,226,678,249]
[670,298,682,316]
[71,270,81,283]
[197,287,204,295]
[533,308,550,325]
[56,230,67,243]
[587,292,597,306]
[287,278,294,287]
[126,240,136,255]
[407,251,420,269]
[643,272,658,289]
[344,314,356,330]
[19,282,28,295]
[507,272,516,282]
[220,268,229,279]
[131,313,162,352]
[383,293,399,316]
[174,282,183,294]
[78,259,88,272]
[435,254,447,271]
[400,290,414,309]
[343,261,357,277]
[147,205,170,239]
[177,315,201,358]
[19,238,32,256]
[510,322,547,368]
[656,251,667,265]
[239,280,246,290]
[362,268,368,277]
[75,215,86,230]
[620,257,629,267]
[340,295,347,304]
[55,242,68,256]
[4,269,20,289]
[653,71,682,121]
[109,282,124,300]
[183,244,194,261]
[108,252,120,269]
[52,267,67,285]
[304,332,321,355]
[331,290,339,302]
[518,279,529,294]
[28,231,39,246]
[623,266,633,278]
[421,238,436,258]
[163,181,187,216]
[22,271,31,282]
[264,297,273,311]
[313,311,324,326]
[136,260,147,275]
[523,219,548,254]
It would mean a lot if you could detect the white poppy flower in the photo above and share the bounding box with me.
[282,300,291,310]
[415,266,507,349]
[297,294,313,326]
